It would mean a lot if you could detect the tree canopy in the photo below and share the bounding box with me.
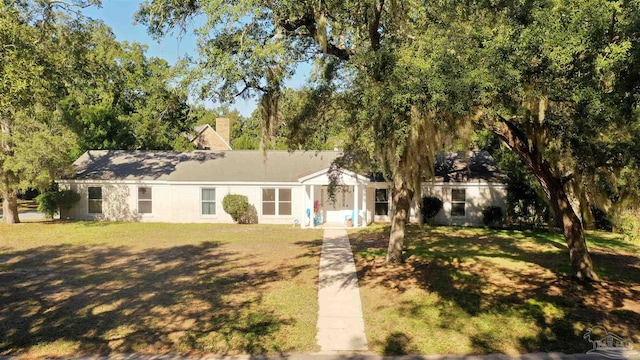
[1,1,91,223]
[1,0,195,223]
[136,0,640,282]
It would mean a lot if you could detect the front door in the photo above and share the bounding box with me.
[325,187,353,223]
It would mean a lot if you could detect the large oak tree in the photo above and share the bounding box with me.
[136,0,640,281]
[0,0,95,223]
[136,0,450,265]
[1,0,194,223]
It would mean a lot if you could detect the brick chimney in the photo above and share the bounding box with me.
[215,117,230,146]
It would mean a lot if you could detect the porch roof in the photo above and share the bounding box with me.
[298,168,370,186]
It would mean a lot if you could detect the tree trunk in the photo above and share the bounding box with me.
[574,180,596,230]
[1,186,20,224]
[2,117,20,224]
[537,169,598,281]
[416,198,424,226]
[386,172,413,263]
[492,119,598,282]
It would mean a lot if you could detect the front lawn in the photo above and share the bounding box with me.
[349,225,640,355]
[0,221,323,357]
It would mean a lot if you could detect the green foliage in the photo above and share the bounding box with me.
[421,197,443,223]
[57,190,81,213]
[613,210,640,242]
[482,206,504,228]
[65,34,194,153]
[591,207,613,232]
[1,1,194,223]
[477,135,550,228]
[171,134,196,151]
[135,0,640,274]
[230,112,262,150]
[35,192,59,219]
[222,194,249,224]
[1,1,92,223]
[36,189,81,219]
[280,87,347,150]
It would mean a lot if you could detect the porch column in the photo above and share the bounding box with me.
[353,184,359,227]
[362,186,367,227]
[310,184,315,228]
[303,185,309,228]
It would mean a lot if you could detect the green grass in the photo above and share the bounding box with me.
[349,225,640,355]
[0,221,323,357]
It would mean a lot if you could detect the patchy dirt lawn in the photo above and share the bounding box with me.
[349,225,640,355]
[0,222,323,358]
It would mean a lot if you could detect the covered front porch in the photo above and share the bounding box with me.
[298,168,370,228]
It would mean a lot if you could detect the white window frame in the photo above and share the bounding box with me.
[262,188,292,216]
[374,188,389,216]
[88,186,103,214]
[137,187,153,214]
[451,188,466,217]
[201,188,216,216]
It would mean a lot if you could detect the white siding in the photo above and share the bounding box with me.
[61,180,506,227]
[423,182,507,226]
[360,182,506,227]
[64,182,305,224]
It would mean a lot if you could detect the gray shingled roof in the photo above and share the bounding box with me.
[365,151,505,183]
[434,151,506,182]
[193,124,208,134]
[66,150,504,183]
[184,124,210,142]
[67,150,341,182]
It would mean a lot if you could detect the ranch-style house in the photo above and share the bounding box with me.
[57,150,506,227]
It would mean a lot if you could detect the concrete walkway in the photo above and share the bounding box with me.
[316,229,368,352]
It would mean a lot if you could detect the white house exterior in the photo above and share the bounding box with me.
[58,150,506,227]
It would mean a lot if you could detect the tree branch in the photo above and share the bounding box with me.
[369,0,384,51]
[278,14,352,61]
[609,9,618,44]
[490,117,535,169]
[234,85,251,98]
[279,14,314,32]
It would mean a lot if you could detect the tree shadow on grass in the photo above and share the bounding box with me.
[0,236,318,356]
[380,332,417,355]
[349,225,640,354]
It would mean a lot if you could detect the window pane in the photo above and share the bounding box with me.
[375,203,389,216]
[375,189,388,202]
[138,187,152,200]
[202,188,215,201]
[88,187,102,200]
[279,189,291,202]
[452,189,466,202]
[451,203,465,217]
[88,200,102,214]
[202,202,216,215]
[263,188,275,201]
[263,202,275,215]
[139,201,152,214]
[279,202,292,215]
